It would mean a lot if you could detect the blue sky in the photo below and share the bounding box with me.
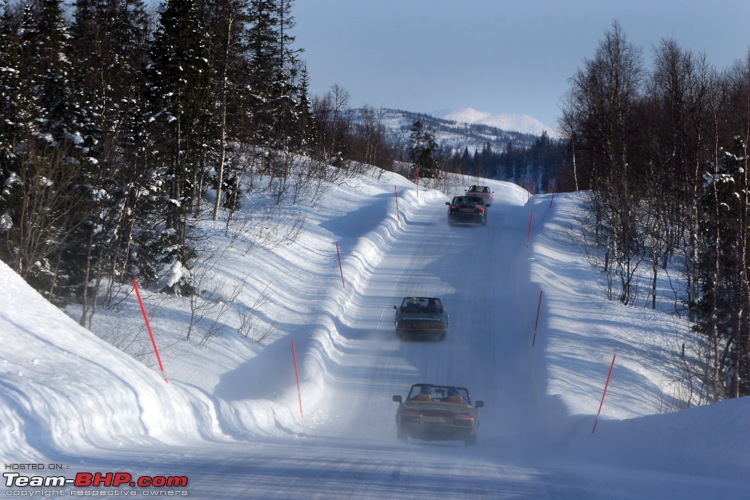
[293,0,750,129]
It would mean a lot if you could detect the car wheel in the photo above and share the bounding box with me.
[465,434,477,446]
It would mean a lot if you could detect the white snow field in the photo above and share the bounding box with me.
[1,167,749,499]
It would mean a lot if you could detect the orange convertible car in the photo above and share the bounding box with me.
[392,383,484,446]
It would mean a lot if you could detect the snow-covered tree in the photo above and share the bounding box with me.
[0,0,94,303]
[68,0,151,323]
[196,0,252,220]
[0,0,23,196]
[408,120,440,179]
[694,138,750,400]
[246,0,306,158]
[145,0,211,293]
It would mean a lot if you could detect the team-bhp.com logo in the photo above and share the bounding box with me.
[4,468,189,496]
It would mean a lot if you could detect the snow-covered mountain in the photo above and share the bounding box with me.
[434,107,559,138]
[350,107,552,155]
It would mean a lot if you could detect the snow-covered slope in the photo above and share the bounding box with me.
[0,258,230,461]
[1,167,748,498]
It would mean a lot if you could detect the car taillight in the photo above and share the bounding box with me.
[477,207,484,212]
[453,414,475,425]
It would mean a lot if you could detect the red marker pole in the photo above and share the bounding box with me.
[291,340,303,419]
[132,280,168,383]
[592,354,617,433]
[336,243,345,288]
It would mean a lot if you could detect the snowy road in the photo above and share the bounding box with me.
[66,191,580,499]
[65,192,589,498]
[6,179,748,499]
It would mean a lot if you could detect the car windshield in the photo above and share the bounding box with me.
[406,384,471,404]
[400,297,442,312]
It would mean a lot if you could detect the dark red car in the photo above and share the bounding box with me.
[466,185,493,206]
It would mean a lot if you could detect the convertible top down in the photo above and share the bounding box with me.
[392,383,484,446]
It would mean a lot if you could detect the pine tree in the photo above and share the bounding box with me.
[294,64,317,154]
[196,0,252,220]
[0,0,23,206]
[2,0,92,303]
[70,0,150,162]
[146,0,211,293]
[271,0,304,151]
[68,0,151,322]
[246,0,278,148]
[246,0,305,153]
[21,0,78,145]
[408,121,440,179]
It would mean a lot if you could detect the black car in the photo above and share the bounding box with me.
[392,384,484,446]
[446,196,487,225]
[393,297,449,340]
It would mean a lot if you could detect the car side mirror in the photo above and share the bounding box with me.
[392,395,402,403]
[445,202,450,205]
[393,305,397,309]
[475,400,484,408]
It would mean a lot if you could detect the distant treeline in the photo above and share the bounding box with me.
[437,131,569,194]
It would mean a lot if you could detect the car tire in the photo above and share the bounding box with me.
[465,434,476,446]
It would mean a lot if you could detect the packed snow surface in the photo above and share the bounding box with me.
[1,168,748,499]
